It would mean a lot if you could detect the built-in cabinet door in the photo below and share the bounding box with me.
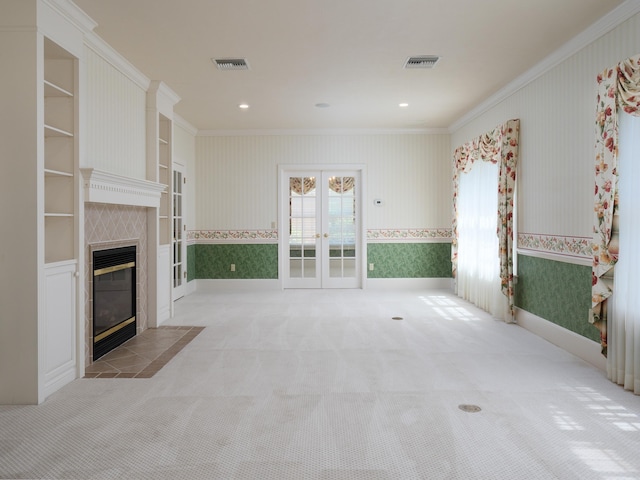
[43,261,77,399]
[281,168,362,288]
[172,164,186,300]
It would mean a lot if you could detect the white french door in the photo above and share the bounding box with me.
[172,164,186,300]
[280,167,364,288]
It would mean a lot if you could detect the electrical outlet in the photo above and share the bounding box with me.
[369,263,374,271]
[230,264,236,272]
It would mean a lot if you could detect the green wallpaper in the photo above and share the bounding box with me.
[194,244,278,279]
[367,243,452,278]
[515,254,598,342]
[191,242,452,280]
[187,244,196,282]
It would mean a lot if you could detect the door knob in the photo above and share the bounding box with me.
[315,233,320,238]
[324,233,329,238]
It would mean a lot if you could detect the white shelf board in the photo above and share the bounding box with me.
[44,124,73,137]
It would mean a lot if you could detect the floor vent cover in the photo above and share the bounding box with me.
[458,404,482,413]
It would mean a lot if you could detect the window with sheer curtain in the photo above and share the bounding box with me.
[452,119,519,322]
[608,111,640,394]
[591,55,640,394]
[456,159,509,319]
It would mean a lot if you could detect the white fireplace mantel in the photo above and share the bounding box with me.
[80,168,166,208]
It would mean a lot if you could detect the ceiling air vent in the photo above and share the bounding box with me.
[404,55,440,69]
[212,58,250,71]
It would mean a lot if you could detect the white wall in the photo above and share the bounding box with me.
[451,12,640,239]
[174,118,197,232]
[195,133,451,231]
[84,46,146,179]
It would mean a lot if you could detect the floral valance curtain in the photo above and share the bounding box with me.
[290,176,355,195]
[452,119,520,318]
[591,54,640,355]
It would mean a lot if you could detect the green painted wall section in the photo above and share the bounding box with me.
[187,244,196,282]
[194,244,279,279]
[515,254,598,342]
[367,243,452,278]
[190,242,452,280]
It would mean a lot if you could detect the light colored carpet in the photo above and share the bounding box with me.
[1,288,639,479]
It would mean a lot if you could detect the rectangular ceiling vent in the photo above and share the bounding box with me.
[212,58,250,71]
[404,55,440,69]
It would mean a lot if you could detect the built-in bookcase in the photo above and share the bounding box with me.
[158,113,171,246]
[43,38,77,264]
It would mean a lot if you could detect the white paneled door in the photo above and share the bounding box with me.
[280,167,363,288]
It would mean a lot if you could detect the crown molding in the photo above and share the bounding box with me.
[449,0,640,132]
[197,127,448,137]
[174,114,198,136]
[83,30,150,91]
[42,0,97,35]
[147,80,181,117]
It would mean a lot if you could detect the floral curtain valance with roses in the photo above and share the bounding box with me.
[290,176,355,195]
[591,54,640,355]
[452,119,520,318]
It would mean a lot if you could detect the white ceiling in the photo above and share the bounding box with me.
[74,0,625,132]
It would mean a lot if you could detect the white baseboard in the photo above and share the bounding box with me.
[194,279,281,292]
[185,280,197,296]
[516,308,605,372]
[43,366,76,402]
[366,278,454,290]
[190,278,454,293]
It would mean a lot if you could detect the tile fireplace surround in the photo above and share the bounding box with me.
[84,203,148,367]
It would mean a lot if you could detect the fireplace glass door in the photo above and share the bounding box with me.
[93,246,136,360]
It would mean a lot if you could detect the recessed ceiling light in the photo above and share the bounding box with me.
[315,103,330,108]
[238,103,250,109]
[399,103,409,108]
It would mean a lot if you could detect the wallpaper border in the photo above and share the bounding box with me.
[518,233,591,260]
[188,228,453,245]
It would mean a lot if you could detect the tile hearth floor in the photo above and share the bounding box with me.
[84,326,204,378]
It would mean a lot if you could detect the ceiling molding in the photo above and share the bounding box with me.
[42,0,98,35]
[174,114,198,136]
[83,30,150,92]
[197,128,449,137]
[448,0,640,133]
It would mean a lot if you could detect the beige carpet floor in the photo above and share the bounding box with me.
[1,288,639,479]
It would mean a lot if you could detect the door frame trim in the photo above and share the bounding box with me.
[278,164,367,289]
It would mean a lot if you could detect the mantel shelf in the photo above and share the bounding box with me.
[80,168,166,208]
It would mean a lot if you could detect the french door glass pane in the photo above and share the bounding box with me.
[172,169,183,290]
[327,176,356,279]
[289,177,317,279]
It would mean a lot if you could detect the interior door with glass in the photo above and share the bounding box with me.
[281,169,361,288]
[172,164,186,300]
[323,172,360,288]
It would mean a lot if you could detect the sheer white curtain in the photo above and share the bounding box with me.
[456,159,509,320]
[608,111,640,394]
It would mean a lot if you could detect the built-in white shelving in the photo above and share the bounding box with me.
[44,38,77,264]
[158,113,172,246]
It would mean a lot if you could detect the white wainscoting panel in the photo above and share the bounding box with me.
[43,261,77,399]
[157,244,171,325]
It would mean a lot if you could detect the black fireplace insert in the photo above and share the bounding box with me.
[93,245,136,360]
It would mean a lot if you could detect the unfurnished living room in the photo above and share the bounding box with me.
[2,0,640,479]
